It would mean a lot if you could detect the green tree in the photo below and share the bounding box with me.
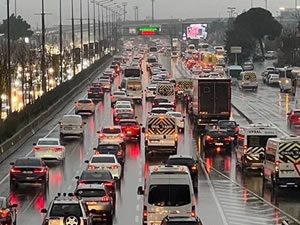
[233,7,282,58]
[0,14,33,40]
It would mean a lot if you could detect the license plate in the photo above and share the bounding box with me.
[215,143,223,146]
[23,171,33,174]
[49,220,61,225]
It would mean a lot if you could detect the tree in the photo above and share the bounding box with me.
[0,41,8,118]
[233,8,282,58]
[0,14,33,40]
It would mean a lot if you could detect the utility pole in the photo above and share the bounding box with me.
[71,0,75,77]
[265,0,267,9]
[101,5,105,44]
[227,7,236,18]
[250,0,253,8]
[122,2,127,22]
[93,0,96,58]
[59,0,63,82]
[7,0,11,114]
[80,0,83,69]
[87,0,90,63]
[97,3,101,56]
[41,0,46,93]
[151,0,154,24]
[136,6,139,21]
[14,0,16,15]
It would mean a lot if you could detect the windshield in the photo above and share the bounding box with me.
[229,69,242,79]
[120,121,138,126]
[75,189,106,198]
[167,158,194,166]
[117,114,134,119]
[124,69,141,78]
[98,145,119,152]
[116,105,131,109]
[62,116,81,123]
[207,131,228,137]
[247,135,277,147]
[147,58,157,63]
[50,204,82,217]
[91,157,115,163]
[148,185,191,206]
[102,128,121,134]
[78,100,92,103]
[114,92,126,96]
[90,88,102,92]
[218,121,236,128]
[38,140,59,145]
[80,171,112,180]
[151,109,167,114]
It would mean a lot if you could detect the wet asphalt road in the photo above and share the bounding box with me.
[0,54,300,225]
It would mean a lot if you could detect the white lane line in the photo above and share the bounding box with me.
[138,177,142,183]
[21,193,40,214]
[135,216,139,223]
[136,204,140,211]
[0,174,9,185]
[137,195,141,200]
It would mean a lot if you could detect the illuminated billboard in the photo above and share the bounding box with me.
[186,24,208,40]
[138,27,159,35]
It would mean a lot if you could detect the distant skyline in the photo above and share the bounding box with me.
[0,0,298,29]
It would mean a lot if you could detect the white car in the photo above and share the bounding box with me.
[75,99,95,114]
[166,111,185,132]
[145,85,157,100]
[98,126,125,147]
[114,104,134,115]
[59,115,85,139]
[267,74,279,85]
[111,91,127,106]
[33,138,65,161]
[86,154,122,180]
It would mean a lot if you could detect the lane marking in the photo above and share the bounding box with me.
[136,204,140,211]
[135,216,139,223]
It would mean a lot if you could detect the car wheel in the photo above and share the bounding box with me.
[108,215,113,225]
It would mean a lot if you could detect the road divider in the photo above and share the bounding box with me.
[0,54,114,164]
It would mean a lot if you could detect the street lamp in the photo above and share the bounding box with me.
[7,0,11,114]
[59,0,63,82]
[227,7,236,18]
[122,2,127,22]
[151,0,154,24]
[71,0,75,77]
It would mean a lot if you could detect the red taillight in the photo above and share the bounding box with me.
[99,133,104,138]
[34,168,46,174]
[120,133,125,138]
[88,165,95,170]
[88,103,94,106]
[55,147,63,152]
[143,206,147,222]
[79,181,86,185]
[10,168,21,173]
[111,165,119,169]
[88,91,92,94]
[191,165,197,171]
[117,150,123,156]
[104,182,113,187]
[174,133,178,141]
[224,137,232,141]
[275,161,280,172]
[192,205,196,217]
[76,103,82,107]
[235,126,239,132]
[34,147,41,152]
[100,196,110,202]
[0,210,9,218]
[206,136,213,141]
[243,145,248,154]
[145,132,149,140]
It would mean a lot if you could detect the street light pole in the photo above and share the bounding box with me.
[41,0,46,93]
[7,0,11,114]
[59,0,63,82]
[71,0,75,77]
[122,2,127,22]
[97,3,101,56]
[80,0,83,69]
[151,0,154,24]
[87,0,90,62]
[93,0,96,57]
[265,0,267,9]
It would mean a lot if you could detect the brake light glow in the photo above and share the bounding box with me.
[55,147,63,152]
[111,165,119,169]
[206,136,213,141]
[145,132,149,140]
[120,133,125,138]
[34,168,46,174]
[224,137,232,141]
[79,181,86,185]
[275,161,280,172]
[76,103,82,107]
[117,150,123,156]
[88,165,95,170]
[0,210,9,218]
[174,133,178,141]
[104,182,113,187]
[34,147,41,152]
[88,103,94,106]
[10,168,21,173]
[192,205,196,217]
[100,196,110,202]
[243,145,248,154]
[191,165,197,171]
[99,133,104,138]
[143,206,147,222]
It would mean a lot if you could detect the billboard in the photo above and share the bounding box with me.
[186,24,208,40]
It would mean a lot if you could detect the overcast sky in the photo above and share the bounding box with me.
[0,0,297,29]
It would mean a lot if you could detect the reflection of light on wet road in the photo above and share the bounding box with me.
[285,94,290,114]
[34,194,45,211]
[206,158,212,173]
[224,156,231,172]
[49,168,63,186]
[128,144,140,159]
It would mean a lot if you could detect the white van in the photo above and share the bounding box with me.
[236,123,278,170]
[126,78,143,103]
[239,71,258,91]
[59,115,85,140]
[137,165,195,225]
[264,135,300,189]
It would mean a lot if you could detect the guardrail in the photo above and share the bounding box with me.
[0,54,113,163]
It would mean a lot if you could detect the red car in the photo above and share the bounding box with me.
[287,109,300,127]
[119,119,141,141]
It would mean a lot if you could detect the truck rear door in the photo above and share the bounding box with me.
[199,82,214,114]
[215,82,230,113]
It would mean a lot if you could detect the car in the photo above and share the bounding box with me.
[75,99,95,114]
[119,119,141,142]
[151,68,161,76]
[88,87,104,100]
[59,115,85,140]
[115,97,135,109]
[85,154,122,181]
[265,50,277,59]
[214,66,224,74]
[99,75,112,83]
[160,216,203,225]
[94,142,125,165]
[114,104,134,115]
[287,109,300,128]
[110,91,127,106]
[216,120,239,142]
[113,112,135,125]
[33,138,65,162]
[242,61,254,71]
[152,97,169,108]
[166,155,199,193]
[150,107,168,115]
[203,129,232,155]
[158,102,175,111]
[75,170,116,201]
[0,197,17,225]
[267,73,279,85]
[99,79,111,91]
[145,85,157,100]
[10,157,49,189]
[41,193,93,225]
[74,184,114,224]
[166,111,185,132]
[97,126,125,148]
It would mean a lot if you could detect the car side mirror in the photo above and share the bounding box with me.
[287,112,291,116]
[84,160,89,163]
[84,122,87,125]
[33,143,36,146]
[75,176,79,180]
[142,127,145,133]
[10,162,14,166]
[97,131,100,134]
[58,121,61,125]
[137,186,144,195]
[41,208,48,214]
[93,147,97,150]
[114,177,118,180]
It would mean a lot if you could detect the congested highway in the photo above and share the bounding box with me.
[1,39,300,225]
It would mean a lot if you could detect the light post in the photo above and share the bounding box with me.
[151,0,154,24]
[80,0,83,69]
[227,7,236,18]
[7,0,11,114]
[71,0,75,77]
[122,2,127,22]
[41,0,46,93]
[103,2,116,51]
[87,0,90,62]
[98,0,112,56]
[59,0,63,82]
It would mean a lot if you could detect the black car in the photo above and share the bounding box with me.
[0,197,17,225]
[88,87,104,100]
[217,120,239,141]
[166,155,199,193]
[203,129,232,155]
[75,170,116,201]
[10,157,49,189]
[94,142,125,165]
[152,97,169,108]
[160,216,203,225]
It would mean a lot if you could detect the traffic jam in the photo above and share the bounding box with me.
[1,37,300,225]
